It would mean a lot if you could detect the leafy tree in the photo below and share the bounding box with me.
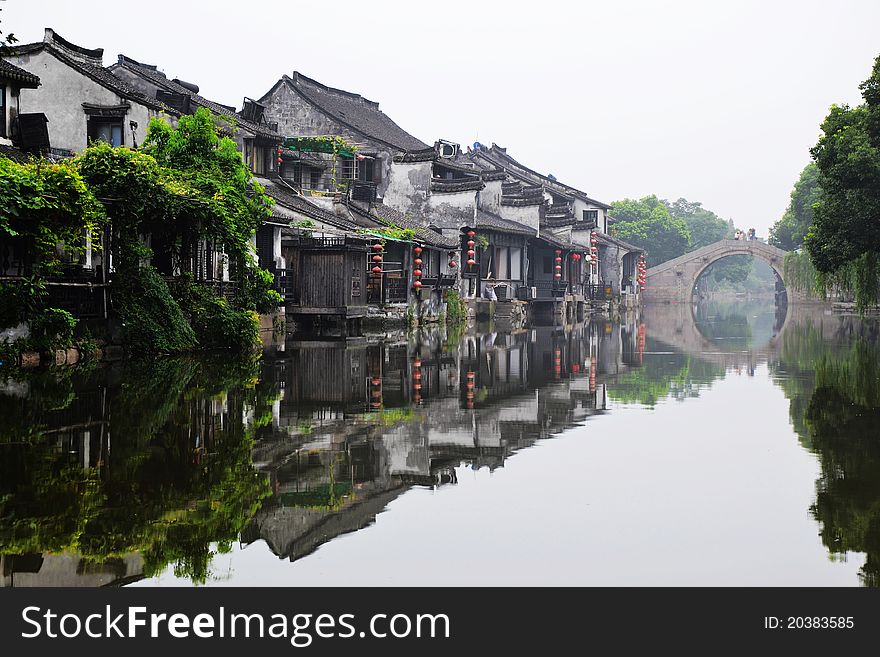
[769,163,821,250]
[0,3,16,56]
[665,197,732,249]
[804,54,880,307]
[610,195,691,267]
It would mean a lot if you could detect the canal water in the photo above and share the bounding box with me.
[2,299,879,587]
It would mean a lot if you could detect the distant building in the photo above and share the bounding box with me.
[6,29,178,154]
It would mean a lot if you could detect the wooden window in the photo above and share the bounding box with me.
[0,85,6,138]
[309,168,321,189]
[88,118,124,146]
[357,157,375,182]
[582,209,598,226]
[495,247,509,279]
[341,156,355,182]
[510,247,522,280]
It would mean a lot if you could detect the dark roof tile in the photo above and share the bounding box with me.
[278,72,428,152]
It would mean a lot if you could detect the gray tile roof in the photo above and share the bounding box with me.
[476,210,536,236]
[0,59,40,87]
[262,180,363,231]
[113,56,279,139]
[352,203,458,249]
[279,72,428,152]
[11,41,174,114]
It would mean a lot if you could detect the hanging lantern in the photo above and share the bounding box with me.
[371,377,381,386]
[414,258,423,266]
[373,243,384,251]
[555,265,562,271]
[413,269,422,277]
[277,157,283,166]
[414,383,422,391]
[372,254,383,263]
[372,266,382,274]
[277,146,283,154]
[414,246,423,255]
[467,259,477,266]
[414,371,422,380]
[448,260,457,268]
[467,240,476,248]
[555,249,562,256]
[414,280,423,289]
[555,257,562,264]
[467,230,476,238]
[467,249,476,257]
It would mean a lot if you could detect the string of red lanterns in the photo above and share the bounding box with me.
[465,370,475,409]
[466,230,477,267]
[371,242,383,275]
[554,249,562,279]
[413,246,423,290]
[413,356,422,403]
[276,146,283,168]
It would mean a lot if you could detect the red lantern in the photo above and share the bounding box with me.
[414,246,423,255]
[277,146,283,154]
[467,259,477,266]
[414,258,423,266]
[555,249,562,256]
[555,257,562,264]
[277,157,283,166]
[555,264,562,271]
[414,383,422,390]
[448,261,457,268]
[467,250,476,257]
[414,280,423,289]
[371,377,381,386]
[467,230,476,238]
[413,269,422,277]
[372,266,382,274]
[372,254,383,262]
[467,240,475,248]
[373,243,383,251]
[554,273,562,279]
[414,371,422,380]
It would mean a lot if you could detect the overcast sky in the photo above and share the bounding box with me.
[5,0,880,234]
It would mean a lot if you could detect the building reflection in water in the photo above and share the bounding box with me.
[241,318,642,564]
[0,316,643,585]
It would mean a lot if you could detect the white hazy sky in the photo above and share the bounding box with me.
[5,0,880,234]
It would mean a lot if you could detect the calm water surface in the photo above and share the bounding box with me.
[2,299,879,586]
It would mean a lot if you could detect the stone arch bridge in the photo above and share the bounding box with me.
[642,239,799,303]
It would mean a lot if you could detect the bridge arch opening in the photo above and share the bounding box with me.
[691,253,788,350]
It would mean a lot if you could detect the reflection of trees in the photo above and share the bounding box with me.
[0,357,271,583]
[774,322,880,586]
[607,338,725,407]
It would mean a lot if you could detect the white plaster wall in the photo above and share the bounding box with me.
[499,204,540,233]
[477,179,502,214]
[9,49,161,153]
[384,160,431,214]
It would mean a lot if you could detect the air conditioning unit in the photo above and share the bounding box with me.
[516,286,536,300]
[436,140,459,159]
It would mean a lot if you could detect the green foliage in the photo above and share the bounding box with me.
[610,195,691,267]
[665,197,732,249]
[784,251,821,297]
[769,163,821,250]
[236,267,284,315]
[29,308,77,351]
[0,157,105,274]
[360,224,416,242]
[72,108,280,353]
[171,276,259,352]
[114,266,196,356]
[444,289,468,324]
[802,54,880,308]
[0,276,47,329]
[0,356,272,583]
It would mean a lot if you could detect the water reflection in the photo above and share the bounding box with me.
[3,301,880,586]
